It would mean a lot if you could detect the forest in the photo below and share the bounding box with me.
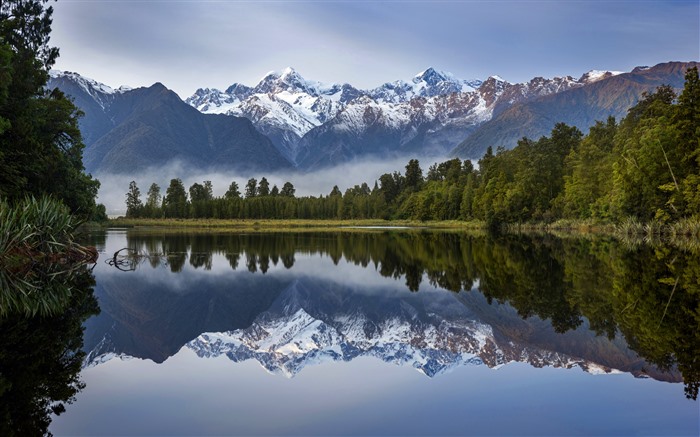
[125,67,700,229]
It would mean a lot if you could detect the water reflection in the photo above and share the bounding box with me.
[0,264,98,436]
[89,229,698,400]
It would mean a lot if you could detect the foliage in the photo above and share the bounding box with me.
[0,0,100,219]
[125,180,143,218]
[0,265,98,436]
[0,195,100,434]
[123,67,700,229]
[0,196,83,264]
[114,229,699,398]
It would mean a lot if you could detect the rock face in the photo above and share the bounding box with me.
[48,72,293,174]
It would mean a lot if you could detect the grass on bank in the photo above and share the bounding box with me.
[106,216,700,236]
[0,196,86,265]
[106,217,486,230]
[103,216,700,250]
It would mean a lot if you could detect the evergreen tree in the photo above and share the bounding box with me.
[404,159,423,192]
[145,183,161,217]
[0,0,100,217]
[225,181,241,199]
[164,178,187,218]
[281,182,296,197]
[329,185,342,197]
[674,67,700,215]
[125,181,143,217]
[258,177,270,196]
[245,178,257,198]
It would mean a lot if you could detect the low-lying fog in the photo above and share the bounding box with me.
[95,155,460,217]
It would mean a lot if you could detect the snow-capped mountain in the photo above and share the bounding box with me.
[186,67,612,168]
[579,69,624,84]
[48,62,694,172]
[47,71,292,173]
[186,66,488,164]
[367,67,482,103]
[185,280,624,378]
[84,276,653,380]
[294,72,593,169]
[186,67,358,161]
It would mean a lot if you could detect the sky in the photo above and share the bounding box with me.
[49,0,700,99]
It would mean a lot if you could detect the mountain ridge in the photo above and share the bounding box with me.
[48,73,293,174]
[48,61,697,173]
[451,61,699,158]
[83,275,677,382]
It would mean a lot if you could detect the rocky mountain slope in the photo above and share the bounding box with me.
[49,62,697,173]
[83,272,676,382]
[451,61,698,159]
[48,71,292,174]
[188,67,601,168]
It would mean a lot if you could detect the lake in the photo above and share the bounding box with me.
[1,228,698,436]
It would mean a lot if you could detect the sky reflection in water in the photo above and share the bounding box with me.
[50,229,699,436]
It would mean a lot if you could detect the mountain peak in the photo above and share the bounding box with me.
[414,67,448,85]
[281,66,298,77]
[49,70,122,95]
[579,69,623,84]
[254,67,314,95]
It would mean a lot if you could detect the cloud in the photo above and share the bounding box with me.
[94,155,458,216]
[51,1,700,98]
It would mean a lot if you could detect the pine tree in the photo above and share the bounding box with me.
[0,0,100,217]
[245,178,257,198]
[404,159,423,192]
[258,177,270,196]
[281,182,296,197]
[125,181,143,217]
[164,178,188,218]
[225,181,241,199]
[145,183,161,217]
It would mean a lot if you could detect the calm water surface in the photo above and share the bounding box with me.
[2,228,698,436]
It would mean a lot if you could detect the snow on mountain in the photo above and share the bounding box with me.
[579,69,624,84]
[186,67,353,162]
[49,70,132,110]
[185,67,615,166]
[49,70,132,96]
[182,280,621,378]
[369,67,482,103]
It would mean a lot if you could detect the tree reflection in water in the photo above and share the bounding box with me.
[0,264,98,436]
[116,230,700,400]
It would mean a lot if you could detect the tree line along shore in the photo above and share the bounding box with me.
[122,67,700,238]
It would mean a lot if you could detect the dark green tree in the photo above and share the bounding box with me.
[258,177,270,197]
[245,178,257,198]
[674,67,700,215]
[225,181,241,199]
[144,183,161,217]
[125,180,143,218]
[281,182,296,198]
[164,178,187,218]
[0,0,100,217]
[404,159,423,192]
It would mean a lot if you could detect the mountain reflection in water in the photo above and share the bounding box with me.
[83,229,698,400]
